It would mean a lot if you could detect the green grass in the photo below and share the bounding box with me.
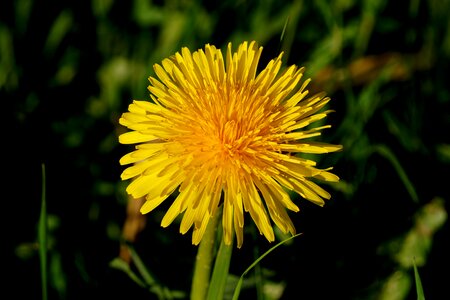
[3,0,449,299]
[39,164,48,300]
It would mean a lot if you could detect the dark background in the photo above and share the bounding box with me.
[2,0,449,299]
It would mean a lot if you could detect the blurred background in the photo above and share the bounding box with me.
[2,0,449,299]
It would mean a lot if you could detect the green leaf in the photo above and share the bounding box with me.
[206,235,233,300]
[109,257,146,288]
[232,233,302,300]
[127,243,158,286]
[373,144,419,203]
[39,163,48,300]
[413,258,425,300]
[110,245,186,299]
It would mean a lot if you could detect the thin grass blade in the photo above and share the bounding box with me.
[127,243,158,286]
[206,236,233,300]
[39,163,48,300]
[109,257,146,288]
[232,233,302,300]
[413,258,425,300]
[373,144,419,203]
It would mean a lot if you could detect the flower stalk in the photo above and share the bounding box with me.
[206,224,233,300]
[191,208,222,300]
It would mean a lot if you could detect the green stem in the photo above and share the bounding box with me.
[190,208,222,300]
[39,163,48,300]
[206,223,233,300]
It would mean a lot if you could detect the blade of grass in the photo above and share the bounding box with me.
[206,233,233,300]
[127,243,167,298]
[413,258,425,300]
[253,245,264,300]
[279,0,302,63]
[122,243,186,299]
[373,144,419,203]
[39,163,48,300]
[127,243,158,286]
[232,233,302,300]
[279,17,289,44]
[109,257,146,288]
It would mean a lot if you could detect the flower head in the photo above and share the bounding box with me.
[119,41,342,248]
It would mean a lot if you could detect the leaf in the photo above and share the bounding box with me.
[39,163,48,300]
[373,144,419,203]
[232,233,302,300]
[413,258,425,300]
[109,257,146,288]
[110,245,186,300]
[206,236,233,300]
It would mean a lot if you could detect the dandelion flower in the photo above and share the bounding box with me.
[119,41,342,248]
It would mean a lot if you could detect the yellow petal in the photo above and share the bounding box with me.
[119,131,158,144]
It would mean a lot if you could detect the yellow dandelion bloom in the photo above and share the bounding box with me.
[119,41,342,248]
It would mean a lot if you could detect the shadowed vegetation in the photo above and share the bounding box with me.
[2,0,449,299]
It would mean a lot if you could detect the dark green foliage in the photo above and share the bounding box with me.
[2,0,449,299]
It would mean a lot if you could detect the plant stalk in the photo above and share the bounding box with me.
[190,208,222,300]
